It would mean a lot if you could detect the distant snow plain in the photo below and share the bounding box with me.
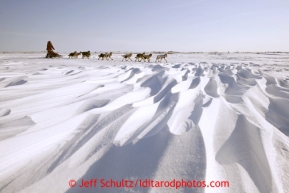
[0,52,289,193]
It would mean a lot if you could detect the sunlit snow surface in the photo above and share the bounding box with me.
[0,53,289,193]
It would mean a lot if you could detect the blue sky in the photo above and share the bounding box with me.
[0,0,288,52]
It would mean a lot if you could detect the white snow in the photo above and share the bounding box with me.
[0,52,289,193]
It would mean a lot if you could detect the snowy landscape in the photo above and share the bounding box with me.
[0,52,289,193]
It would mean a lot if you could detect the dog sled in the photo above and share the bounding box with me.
[45,51,62,58]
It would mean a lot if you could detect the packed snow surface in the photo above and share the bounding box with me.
[0,53,289,193]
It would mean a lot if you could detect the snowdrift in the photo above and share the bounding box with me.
[0,53,289,193]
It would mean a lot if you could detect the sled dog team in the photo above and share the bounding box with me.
[122,52,167,62]
[68,51,91,59]
[46,41,168,62]
[67,51,168,62]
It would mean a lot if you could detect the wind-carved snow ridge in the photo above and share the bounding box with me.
[0,53,289,193]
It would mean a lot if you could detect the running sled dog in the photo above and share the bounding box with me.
[68,51,81,59]
[135,52,145,62]
[106,52,113,60]
[155,54,167,62]
[81,51,91,59]
[122,53,133,61]
[98,52,113,60]
[141,53,152,62]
